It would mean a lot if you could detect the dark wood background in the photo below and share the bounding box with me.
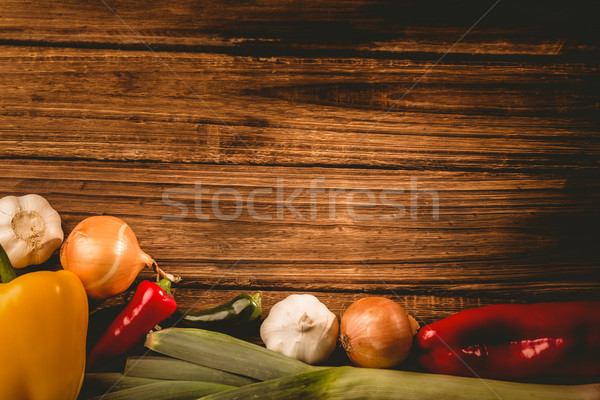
[1,0,599,335]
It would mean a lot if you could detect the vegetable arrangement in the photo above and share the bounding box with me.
[2,193,599,400]
[79,327,600,400]
[0,194,184,400]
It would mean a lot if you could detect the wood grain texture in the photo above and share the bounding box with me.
[1,0,599,329]
[1,46,599,172]
[2,159,598,301]
[1,0,599,57]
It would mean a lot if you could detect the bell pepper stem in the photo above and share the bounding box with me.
[156,279,173,298]
[0,244,17,284]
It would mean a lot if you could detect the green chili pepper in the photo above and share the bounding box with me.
[165,292,262,331]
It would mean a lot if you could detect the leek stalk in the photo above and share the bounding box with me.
[89,380,232,400]
[200,366,600,400]
[145,328,317,381]
[124,356,255,386]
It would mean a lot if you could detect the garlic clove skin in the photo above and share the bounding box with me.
[0,194,64,268]
[260,294,339,365]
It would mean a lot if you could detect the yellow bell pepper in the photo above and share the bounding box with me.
[0,244,88,400]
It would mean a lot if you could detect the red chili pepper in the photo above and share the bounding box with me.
[87,280,177,367]
[417,301,600,379]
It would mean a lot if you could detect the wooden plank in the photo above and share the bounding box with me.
[3,159,598,299]
[1,46,599,172]
[0,0,598,57]
[1,0,599,381]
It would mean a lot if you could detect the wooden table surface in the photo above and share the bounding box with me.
[2,0,599,345]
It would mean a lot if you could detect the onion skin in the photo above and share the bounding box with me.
[340,297,418,368]
[60,216,154,300]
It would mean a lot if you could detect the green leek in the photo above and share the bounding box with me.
[80,373,163,398]
[124,356,255,386]
[88,380,233,400]
[145,328,317,381]
[200,366,600,400]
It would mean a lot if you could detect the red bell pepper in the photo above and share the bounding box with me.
[417,301,600,379]
[87,279,177,367]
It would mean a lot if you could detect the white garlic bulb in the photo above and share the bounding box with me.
[260,294,339,364]
[0,194,64,268]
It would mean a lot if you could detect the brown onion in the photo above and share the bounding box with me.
[60,216,177,299]
[340,297,419,368]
